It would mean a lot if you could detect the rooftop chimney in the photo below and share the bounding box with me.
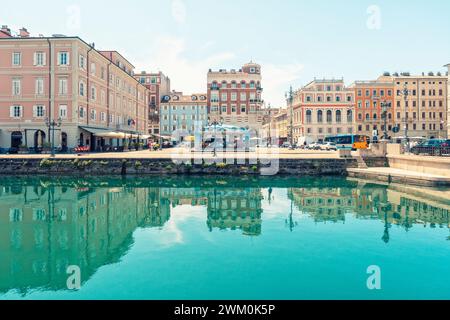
[0,25,12,38]
[19,27,30,38]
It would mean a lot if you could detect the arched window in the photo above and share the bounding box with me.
[336,110,342,123]
[231,81,237,88]
[306,110,312,123]
[327,110,332,123]
[373,113,377,120]
[79,81,85,96]
[336,96,341,102]
[249,81,255,89]
[317,110,323,123]
[221,81,227,88]
[327,96,332,102]
[366,113,370,120]
[241,81,246,89]
[348,110,353,122]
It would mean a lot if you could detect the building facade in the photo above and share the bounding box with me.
[0,27,148,151]
[290,79,355,144]
[378,73,448,139]
[349,80,395,139]
[207,62,264,133]
[160,92,208,137]
[261,108,288,144]
[446,64,450,137]
[135,71,171,135]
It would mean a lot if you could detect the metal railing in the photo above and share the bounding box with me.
[408,146,450,157]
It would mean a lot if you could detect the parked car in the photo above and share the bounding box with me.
[307,143,322,151]
[320,142,337,151]
[410,139,450,156]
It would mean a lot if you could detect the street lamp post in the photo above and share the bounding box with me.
[267,103,272,147]
[285,86,294,148]
[45,117,62,158]
[381,101,391,141]
[399,84,410,152]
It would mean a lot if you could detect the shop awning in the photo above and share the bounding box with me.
[80,127,146,139]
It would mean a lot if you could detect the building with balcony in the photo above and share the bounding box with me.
[207,62,264,133]
[290,79,355,144]
[160,92,208,138]
[0,26,149,152]
[349,80,395,139]
[134,71,171,135]
[378,72,448,139]
[446,64,450,138]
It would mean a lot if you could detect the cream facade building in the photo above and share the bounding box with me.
[378,73,448,139]
[290,79,355,144]
[261,108,288,145]
[446,64,450,137]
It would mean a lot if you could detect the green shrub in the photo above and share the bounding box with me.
[39,159,54,168]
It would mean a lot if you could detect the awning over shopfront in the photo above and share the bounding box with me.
[79,127,146,140]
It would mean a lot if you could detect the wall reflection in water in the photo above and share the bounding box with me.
[0,177,448,295]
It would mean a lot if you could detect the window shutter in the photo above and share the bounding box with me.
[43,105,47,117]
[33,105,37,117]
[43,53,47,66]
[66,53,70,66]
[57,53,61,66]
[10,106,14,118]
[20,106,23,118]
[33,53,37,66]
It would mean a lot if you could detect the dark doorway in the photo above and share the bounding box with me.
[11,131,23,149]
[34,130,46,149]
[90,133,96,152]
[61,132,68,152]
[79,133,84,146]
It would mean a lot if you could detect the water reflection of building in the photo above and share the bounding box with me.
[146,188,171,228]
[161,188,209,208]
[0,184,160,294]
[386,189,450,229]
[288,188,355,223]
[207,189,263,236]
[159,187,264,236]
[288,185,450,229]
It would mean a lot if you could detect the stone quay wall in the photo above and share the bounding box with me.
[0,157,388,176]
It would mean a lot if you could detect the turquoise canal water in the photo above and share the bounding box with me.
[0,176,449,300]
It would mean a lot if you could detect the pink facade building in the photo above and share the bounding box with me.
[0,26,149,151]
[207,62,264,132]
[134,71,171,135]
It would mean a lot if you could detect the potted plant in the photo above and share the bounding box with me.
[123,142,129,152]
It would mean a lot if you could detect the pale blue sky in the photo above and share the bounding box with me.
[1,0,449,106]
